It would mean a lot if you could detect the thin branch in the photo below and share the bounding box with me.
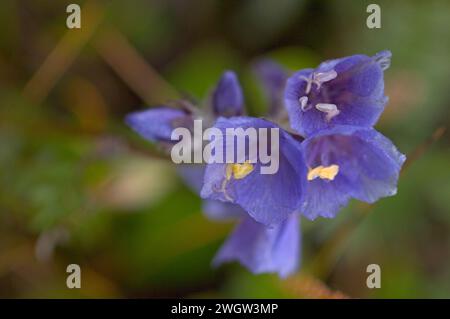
[93,25,179,105]
[23,1,105,104]
[402,126,447,172]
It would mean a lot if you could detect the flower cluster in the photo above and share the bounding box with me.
[126,52,405,278]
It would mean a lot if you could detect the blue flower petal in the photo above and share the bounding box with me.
[125,107,191,143]
[213,214,300,278]
[177,164,205,193]
[252,59,288,116]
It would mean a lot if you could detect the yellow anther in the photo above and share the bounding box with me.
[232,162,254,179]
[307,164,339,181]
[226,161,254,181]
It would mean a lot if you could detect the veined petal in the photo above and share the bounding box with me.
[213,214,300,278]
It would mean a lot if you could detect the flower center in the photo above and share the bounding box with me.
[298,69,340,122]
[216,161,254,202]
[307,164,339,181]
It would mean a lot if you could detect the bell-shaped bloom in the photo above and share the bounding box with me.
[299,125,406,219]
[200,116,307,226]
[213,214,300,278]
[285,51,391,136]
[212,71,244,117]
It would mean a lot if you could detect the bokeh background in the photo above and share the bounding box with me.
[0,0,449,298]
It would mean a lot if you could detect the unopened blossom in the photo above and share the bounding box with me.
[212,71,244,117]
[285,51,391,136]
[299,125,405,219]
[125,106,192,144]
[252,59,288,116]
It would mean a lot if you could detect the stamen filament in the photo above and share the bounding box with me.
[219,161,255,202]
[313,70,337,90]
[315,103,340,122]
[299,69,337,99]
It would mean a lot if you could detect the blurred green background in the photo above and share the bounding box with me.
[0,0,449,298]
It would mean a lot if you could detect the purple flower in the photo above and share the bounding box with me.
[285,51,391,136]
[200,116,307,226]
[299,125,406,219]
[213,214,300,278]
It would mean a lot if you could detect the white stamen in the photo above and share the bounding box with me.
[313,70,337,89]
[299,69,337,94]
[299,96,309,111]
[315,103,340,122]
